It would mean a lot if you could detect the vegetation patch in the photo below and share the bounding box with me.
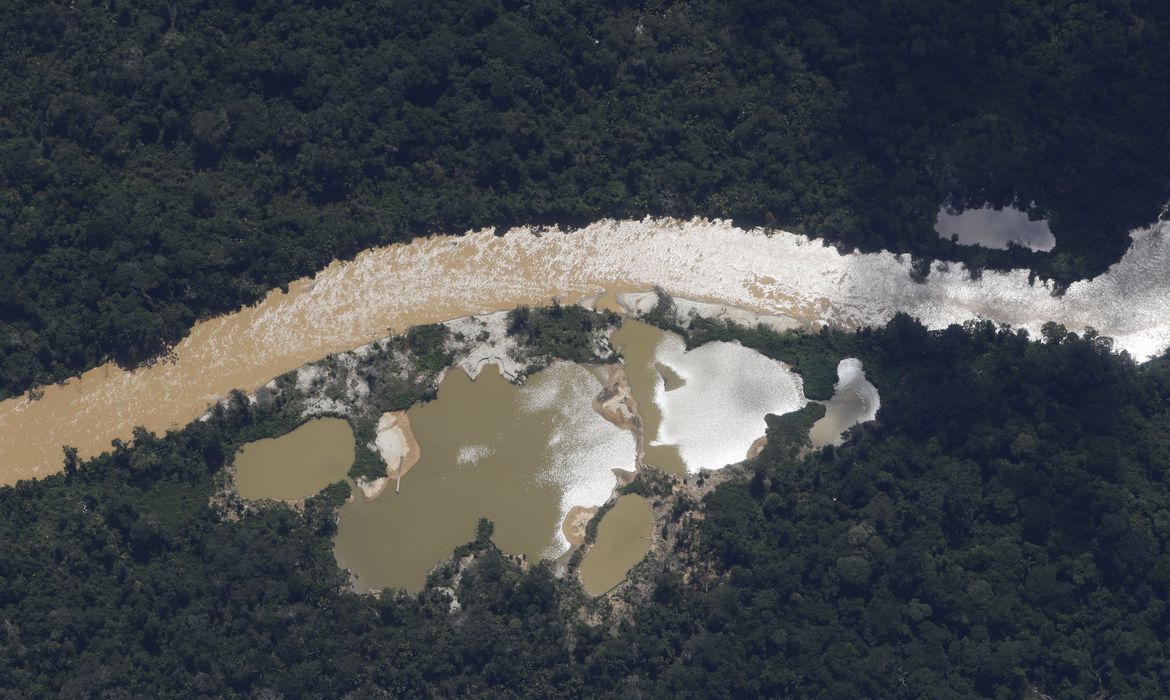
[758,402,827,458]
[506,303,620,367]
[618,468,676,501]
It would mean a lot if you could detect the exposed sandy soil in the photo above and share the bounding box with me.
[356,411,421,500]
[745,435,768,460]
[562,505,599,547]
[443,311,527,381]
[592,366,641,433]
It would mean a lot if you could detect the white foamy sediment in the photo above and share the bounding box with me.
[455,444,493,466]
[3,217,1170,483]
[649,333,808,473]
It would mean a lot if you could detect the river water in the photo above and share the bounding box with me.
[4,217,1170,484]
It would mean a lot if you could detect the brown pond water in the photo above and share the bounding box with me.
[333,319,805,593]
[333,363,635,592]
[809,394,868,448]
[580,495,654,596]
[655,362,686,391]
[233,417,355,501]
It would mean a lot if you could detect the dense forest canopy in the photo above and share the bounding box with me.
[2,0,1169,397]
[4,2,1170,694]
[2,313,1170,697]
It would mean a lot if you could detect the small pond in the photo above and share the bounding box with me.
[233,417,356,501]
[580,494,654,596]
[935,205,1055,251]
[809,359,881,447]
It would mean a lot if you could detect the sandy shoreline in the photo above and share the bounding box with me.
[356,411,421,500]
[562,505,599,547]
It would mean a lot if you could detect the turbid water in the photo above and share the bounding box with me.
[333,363,635,592]
[809,359,881,448]
[580,495,654,596]
[335,320,803,591]
[5,217,1170,484]
[233,417,355,501]
[655,362,686,391]
[611,321,687,475]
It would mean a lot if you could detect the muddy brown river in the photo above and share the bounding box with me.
[3,218,1169,485]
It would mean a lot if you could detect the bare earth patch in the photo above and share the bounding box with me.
[356,411,421,500]
[562,505,599,547]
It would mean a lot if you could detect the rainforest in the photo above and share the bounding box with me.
[2,1,1170,697]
